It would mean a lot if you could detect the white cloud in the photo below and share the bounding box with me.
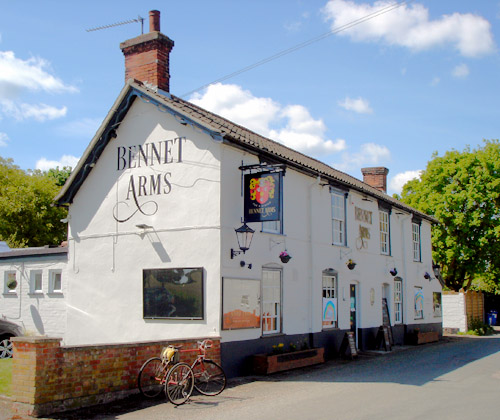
[335,142,391,171]
[0,51,78,99]
[0,132,8,147]
[190,83,346,157]
[389,170,422,194]
[1,100,66,121]
[57,118,102,139]
[452,63,470,78]
[35,155,80,171]
[430,76,440,86]
[338,96,373,114]
[322,0,495,57]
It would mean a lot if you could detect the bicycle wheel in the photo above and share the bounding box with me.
[138,357,167,398]
[164,362,194,405]
[192,360,226,396]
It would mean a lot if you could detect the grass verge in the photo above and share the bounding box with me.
[0,359,12,396]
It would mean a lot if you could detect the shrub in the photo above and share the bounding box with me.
[467,318,494,336]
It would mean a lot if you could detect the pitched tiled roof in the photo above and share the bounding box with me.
[56,80,437,223]
[0,246,68,260]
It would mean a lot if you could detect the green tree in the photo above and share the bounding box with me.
[399,140,500,292]
[0,157,69,248]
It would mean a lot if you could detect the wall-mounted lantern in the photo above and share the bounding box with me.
[432,263,441,279]
[389,268,398,276]
[230,222,255,259]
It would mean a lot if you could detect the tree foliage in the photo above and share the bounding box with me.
[399,140,500,292]
[0,157,70,248]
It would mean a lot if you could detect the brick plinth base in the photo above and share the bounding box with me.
[11,336,220,417]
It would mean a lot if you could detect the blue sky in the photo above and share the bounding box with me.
[1,0,499,195]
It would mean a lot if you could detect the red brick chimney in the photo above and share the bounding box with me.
[120,10,174,92]
[361,167,389,193]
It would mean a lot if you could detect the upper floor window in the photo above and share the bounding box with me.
[262,220,282,235]
[331,190,346,246]
[412,222,421,261]
[380,210,390,255]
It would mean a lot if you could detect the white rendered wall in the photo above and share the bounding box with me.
[220,144,441,344]
[65,100,222,345]
[442,292,467,332]
[0,255,67,338]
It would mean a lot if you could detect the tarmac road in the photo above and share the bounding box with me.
[2,334,500,420]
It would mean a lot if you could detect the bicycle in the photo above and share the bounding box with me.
[137,339,226,405]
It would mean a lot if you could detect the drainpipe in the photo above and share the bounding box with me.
[399,213,413,328]
[307,176,321,346]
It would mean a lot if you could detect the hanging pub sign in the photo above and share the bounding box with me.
[244,172,281,222]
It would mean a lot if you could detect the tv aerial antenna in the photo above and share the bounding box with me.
[86,15,144,34]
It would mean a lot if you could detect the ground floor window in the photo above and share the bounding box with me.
[322,270,338,328]
[394,278,402,323]
[143,268,204,319]
[414,286,424,320]
[433,292,442,317]
[262,268,282,334]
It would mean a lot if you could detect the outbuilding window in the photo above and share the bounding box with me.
[30,270,43,294]
[49,270,62,294]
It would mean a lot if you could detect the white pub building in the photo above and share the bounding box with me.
[1,11,442,377]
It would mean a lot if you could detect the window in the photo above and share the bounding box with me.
[380,210,390,255]
[414,286,424,319]
[49,270,63,293]
[262,220,281,234]
[412,222,421,261]
[262,268,282,334]
[433,292,442,317]
[322,270,338,328]
[30,270,43,294]
[4,271,17,293]
[143,268,203,319]
[394,278,402,324]
[331,191,346,246]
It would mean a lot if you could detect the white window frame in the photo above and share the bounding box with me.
[262,268,282,335]
[414,286,424,320]
[4,271,17,294]
[49,270,63,294]
[412,222,421,262]
[262,220,281,234]
[331,191,346,246]
[30,270,43,294]
[322,272,338,329]
[394,278,402,324]
[380,210,390,255]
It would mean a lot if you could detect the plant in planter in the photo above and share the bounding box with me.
[6,278,17,290]
[279,251,292,263]
[253,342,325,374]
[347,259,356,270]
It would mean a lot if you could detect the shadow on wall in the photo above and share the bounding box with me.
[30,305,45,335]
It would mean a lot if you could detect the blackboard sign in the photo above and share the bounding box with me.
[382,298,394,346]
[376,325,392,351]
[340,331,358,359]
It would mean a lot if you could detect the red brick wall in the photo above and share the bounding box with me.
[11,336,220,417]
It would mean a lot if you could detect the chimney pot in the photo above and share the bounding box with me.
[149,10,160,32]
[361,167,389,193]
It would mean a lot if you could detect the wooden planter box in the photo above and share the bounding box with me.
[408,331,439,345]
[252,347,325,375]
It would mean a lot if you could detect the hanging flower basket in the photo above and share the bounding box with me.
[6,278,17,290]
[347,259,356,270]
[279,251,292,263]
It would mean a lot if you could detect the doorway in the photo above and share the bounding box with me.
[350,284,357,347]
